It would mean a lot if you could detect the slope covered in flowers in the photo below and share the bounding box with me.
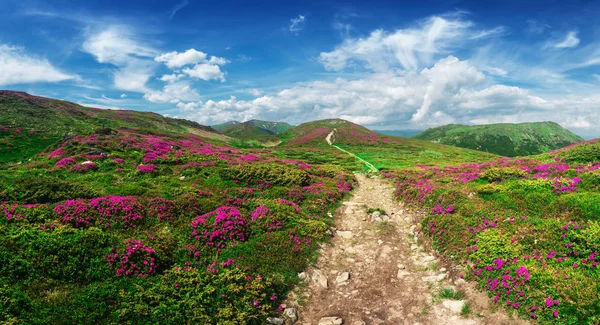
[382,140,600,324]
[0,128,355,324]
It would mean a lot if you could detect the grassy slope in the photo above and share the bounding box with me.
[0,93,355,324]
[279,118,498,171]
[0,91,226,163]
[413,122,584,157]
[382,140,600,324]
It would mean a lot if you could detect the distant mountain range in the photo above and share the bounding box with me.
[412,121,584,157]
[212,120,295,140]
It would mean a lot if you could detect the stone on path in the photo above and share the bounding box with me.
[266,317,284,325]
[336,230,354,239]
[397,269,410,278]
[318,316,343,325]
[336,272,350,283]
[283,307,298,323]
[421,273,446,283]
[441,300,466,313]
[311,270,328,288]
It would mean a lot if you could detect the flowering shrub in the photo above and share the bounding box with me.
[55,196,145,228]
[55,157,76,169]
[106,240,158,277]
[192,206,249,249]
[137,164,157,174]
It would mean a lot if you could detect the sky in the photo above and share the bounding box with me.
[1,0,600,137]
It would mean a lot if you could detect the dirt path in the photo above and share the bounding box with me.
[326,129,378,173]
[286,174,529,325]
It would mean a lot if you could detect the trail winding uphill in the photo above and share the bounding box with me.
[284,174,529,325]
[326,129,378,173]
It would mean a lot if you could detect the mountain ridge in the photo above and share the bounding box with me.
[412,121,583,156]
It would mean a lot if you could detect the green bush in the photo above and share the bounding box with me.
[548,192,600,221]
[561,142,600,163]
[117,266,274,324]
[225,163,310,186]
[1,177,99,204]
[475,184,505,195]
[0,227,117,282]
[507,178,553,191]
[479,167,528,182]
[470,228,521,265]
[220,231,316,282]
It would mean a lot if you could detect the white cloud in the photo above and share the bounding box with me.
[182,63,226,81]
[248,88,263,96]
[470,26,506,40]
[82,25,158,92]
[82,26,156,65]
[120,93,127,98]
[289,15,306,33]
[554,31,580,48]
[412,56,485,121]
[143,81,200,103]
[169,0,188,20]
[0,44,77,86]
[154,49,228,82]
[319,16,475,72]
[155,49,208,68]
[159,73,184,83]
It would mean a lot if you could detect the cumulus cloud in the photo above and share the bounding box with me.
[0,44,77,86]
[154,49,228,81]
[554,31,580,48]
[143,81,200,103]
[155,49,208,68]
[289,15,306,33]
[159,74,184,83]
[82,25,158,92]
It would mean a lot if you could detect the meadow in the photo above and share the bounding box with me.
[382,140,600,324]
[0,130,355,324]
[2,92,600,324]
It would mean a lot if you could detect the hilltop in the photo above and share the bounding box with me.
[413,121,583,156]
[0,91,226,163]
[213,120,294,136]
[280,118,374,146]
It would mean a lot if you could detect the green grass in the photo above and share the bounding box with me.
[438,287,465,300]
[413,121,583,157]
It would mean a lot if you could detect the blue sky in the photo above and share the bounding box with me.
[1,0,600,136]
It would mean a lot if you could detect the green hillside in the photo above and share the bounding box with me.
[277,118,498,170]
[413,122,584,157]
[0,91,227,163]
[211,120,241,132]
[213,120,294,136]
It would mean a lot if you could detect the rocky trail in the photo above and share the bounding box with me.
[278,174,529,325]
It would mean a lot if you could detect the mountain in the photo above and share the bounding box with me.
[280,118,374,146]
[220,122,278,140]
[0,90,226,163]
[412,122,584,157]
[212,119,294,137]
[212,120,241,132]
